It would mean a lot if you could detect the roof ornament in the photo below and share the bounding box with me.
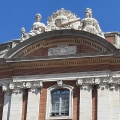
[80,8,105,38]
[20,27,30,42]
[20,8,104,42]
[46,8,80,31]
[20,13,46,42]
[29,13,46,36]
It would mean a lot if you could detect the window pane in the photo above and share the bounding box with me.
[51,89,69,116]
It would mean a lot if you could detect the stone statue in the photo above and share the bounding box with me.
[20,27,29,42]
[80,8,105,38]
[29,13,46,36]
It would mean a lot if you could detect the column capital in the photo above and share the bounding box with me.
[76,76,120,87]
[81,85,93,90]
[25,81,43,89]
[2,81,43,92]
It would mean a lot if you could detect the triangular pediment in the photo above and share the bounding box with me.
[5,30,117,59]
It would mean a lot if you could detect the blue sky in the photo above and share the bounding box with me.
[0,0,120,43]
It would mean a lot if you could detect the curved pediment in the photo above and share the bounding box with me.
[5,30,117,59]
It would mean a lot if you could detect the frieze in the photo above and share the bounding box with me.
[11,57,110,69]
[2,57,120,71]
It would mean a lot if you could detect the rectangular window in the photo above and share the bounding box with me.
[51,89,69,117]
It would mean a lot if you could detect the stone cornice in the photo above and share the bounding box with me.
[5,52,113,62]
[7,56,120,69]
[1,71,120,92]
[11,71,120,82]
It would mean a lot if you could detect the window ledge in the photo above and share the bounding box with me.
[46,116,72,120]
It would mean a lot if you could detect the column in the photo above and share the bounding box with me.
[109,86,120,120]
[80,85,92,120]
[97,85,110,120]
[26,88,40,120]
[2,92,11,120]
[9,89,23,120]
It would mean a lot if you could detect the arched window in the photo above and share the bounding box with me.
[46,84,73,120]
[51,89,69,116]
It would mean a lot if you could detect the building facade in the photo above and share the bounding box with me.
[0,8,120,120]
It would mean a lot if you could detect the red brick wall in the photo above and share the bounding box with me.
[38,81,97,120]
[105,36,115,44]
[22,89,28,120]
[39,81,80,120]
[26,44,97,57]
[77,45,97,53]
[26,47,48,57]
[92,86,97,120]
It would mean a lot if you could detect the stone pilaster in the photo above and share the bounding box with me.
[2,92,11,120]
[109,85,120,120]
[97,84,110,120]
[80,85,92,120]
[77,78,93,120]
[9,88,23,120]
[25,81,42,120]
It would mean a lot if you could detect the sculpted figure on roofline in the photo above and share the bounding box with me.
[20,8,104,42]
[20,27,29,42]
[29,13,46,36]
[80,8,105,38]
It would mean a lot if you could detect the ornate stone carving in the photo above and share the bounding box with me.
[26,82,32,88]
[57,80,63,87]
[76,76,120,88]
[80,8,105,38]
[48,45,77,56]
[76,78,83,86]
[12,89,23,94]
[17,8,105,42]
[47,8,80,31]
[76,78,95,86]
[2,81,43,92]
[9,83,15,90]
[94,78,101,84]
[81,85,92,90]
[98,84,108,90]
[109,85,116,90]
[32,81,43,88]
[2,84,8,91]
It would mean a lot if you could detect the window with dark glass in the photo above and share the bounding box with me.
[51,89,69,117]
